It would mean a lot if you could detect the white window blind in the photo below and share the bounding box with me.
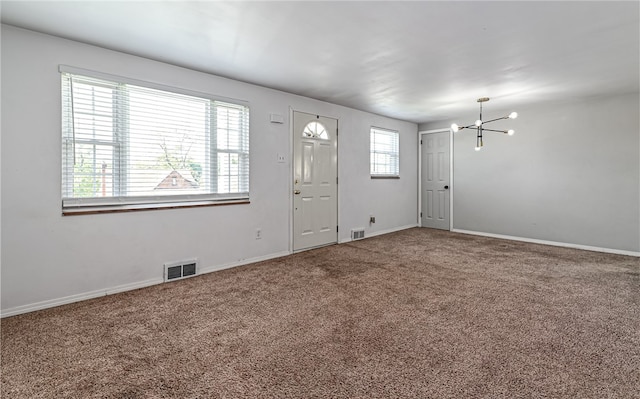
[370,127,399,177]
[61,68,250,211]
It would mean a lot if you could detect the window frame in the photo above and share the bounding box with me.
[60,65,250,214]
[370,126,400,178]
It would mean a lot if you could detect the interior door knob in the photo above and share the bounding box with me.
[444,185,449,190]
[294,190,301,195]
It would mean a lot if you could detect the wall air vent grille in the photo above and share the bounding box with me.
[164,259,198,282]
[351,229,365,240]
[182,263,196,277]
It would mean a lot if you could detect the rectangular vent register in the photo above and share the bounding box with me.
[351,229,365,240]
[164,259,198,282]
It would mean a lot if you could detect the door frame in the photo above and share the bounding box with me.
[289,107,340,252]
[418,128,454,230]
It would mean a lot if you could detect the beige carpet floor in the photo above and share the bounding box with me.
[1,228,639,398]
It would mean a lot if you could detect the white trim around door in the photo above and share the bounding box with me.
[290,108,339,252]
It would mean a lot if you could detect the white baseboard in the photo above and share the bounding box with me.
[0,278,164,319]
[1,250,291,318]
[339,223,419,244]
[197,251,290,275]
[5,228,635,318]
[452,229,640,257]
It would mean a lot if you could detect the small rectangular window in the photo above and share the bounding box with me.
[61,67,250,213]
[370,127,399,177]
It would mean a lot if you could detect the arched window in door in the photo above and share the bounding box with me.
[302,121,329,139]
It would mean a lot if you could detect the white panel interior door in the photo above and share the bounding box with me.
[421,131,450,230]
[293,111,338,251]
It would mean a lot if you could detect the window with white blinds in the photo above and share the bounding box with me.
[61,67,250,212]
[370,127,399,177]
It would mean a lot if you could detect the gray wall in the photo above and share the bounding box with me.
[420,93,640,252]
[1,25,418,316]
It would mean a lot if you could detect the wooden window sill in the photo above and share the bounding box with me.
[62,199,250,216]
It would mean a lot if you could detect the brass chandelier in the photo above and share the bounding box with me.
[451,97,517,151]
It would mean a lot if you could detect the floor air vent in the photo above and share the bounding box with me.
[164,259,198,282]
[351,229,365,240]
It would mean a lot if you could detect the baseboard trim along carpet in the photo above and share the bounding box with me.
[0,250,291,318]
[5,223,421,318]
[453,229,640,257]
[339,223,419,244]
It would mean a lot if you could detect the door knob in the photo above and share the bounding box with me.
[444,185,449,190]
[294,190,301,195]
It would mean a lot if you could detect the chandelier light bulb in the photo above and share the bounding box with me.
[451,123,459,132]
[508,129,515,136]
[475,119,482,127]
[509,111,518,119]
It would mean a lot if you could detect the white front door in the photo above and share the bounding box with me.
[293,111,338,251]
[421,131,450,230]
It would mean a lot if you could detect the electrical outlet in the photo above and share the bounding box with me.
[277,154,286,163]
[256,228,262,240]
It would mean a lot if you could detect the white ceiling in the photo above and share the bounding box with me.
[1,1,638,124]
